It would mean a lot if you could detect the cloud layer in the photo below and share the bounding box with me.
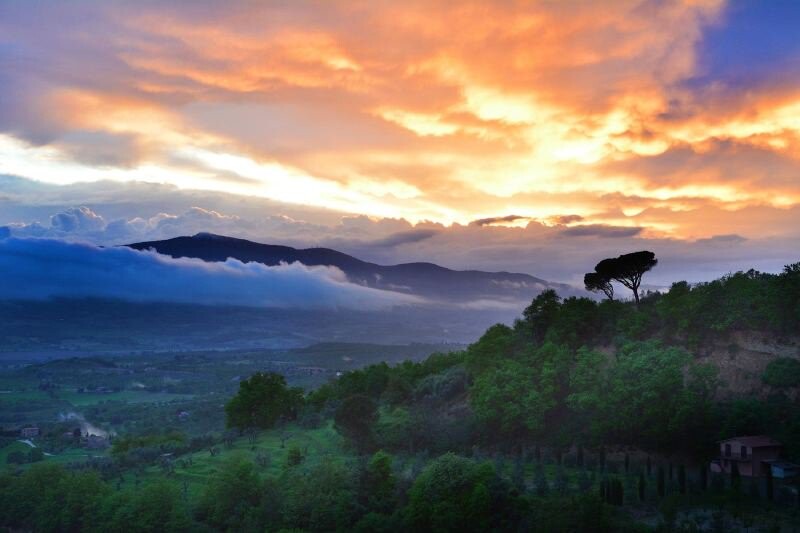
[3,180,796,290]
[0,1,798,239]
[0,237,416,309]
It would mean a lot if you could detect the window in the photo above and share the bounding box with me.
[725,444,731,457]
[741,446,748,458]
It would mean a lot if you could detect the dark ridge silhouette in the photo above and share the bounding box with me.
[127,232,575,303]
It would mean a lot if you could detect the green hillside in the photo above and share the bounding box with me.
[2,263,799,532]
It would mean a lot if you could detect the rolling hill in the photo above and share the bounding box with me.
[127,232,576,303]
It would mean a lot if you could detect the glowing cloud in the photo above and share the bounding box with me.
[0,0,799,240]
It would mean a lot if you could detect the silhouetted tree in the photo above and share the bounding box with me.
[594,251,658,307]
[657,466,665,498]
[584,272,614,301]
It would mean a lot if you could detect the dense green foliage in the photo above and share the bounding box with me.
[0,464,193,532]
[303,263,800,459]
[3,263,800,532]
[0,452,633,533]
[406,453,500,532]
[334,394,379,451]
[763,357,800,388]
[225,372,304,429]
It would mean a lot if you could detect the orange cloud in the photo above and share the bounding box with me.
[1,0,799,240]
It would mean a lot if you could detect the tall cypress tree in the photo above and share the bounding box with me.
[699,465,707,491]
[614,479,624,506]
[765,465,774,501]
[534,461,549,496]
[657,466,666,498]
[638,471,646,502]
[678,465,686,495]
[731,461,741,494]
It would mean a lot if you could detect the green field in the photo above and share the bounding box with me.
[117,422,346,498]
[58,390,194,406]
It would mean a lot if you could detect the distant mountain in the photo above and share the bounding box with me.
[127,233,575,303]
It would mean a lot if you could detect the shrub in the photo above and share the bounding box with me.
[762,357,800,388]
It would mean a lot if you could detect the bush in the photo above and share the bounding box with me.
[762,357,800,388]
[6,450,26,464]
[281,459,358,531]
[405,453,498,532]
[413,366,469,404]
[286,446,305,467]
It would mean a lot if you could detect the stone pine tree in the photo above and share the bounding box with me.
[584,271,614,300]
[587,251,658,307]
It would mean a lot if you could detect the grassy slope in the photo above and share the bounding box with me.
[116,422,346,498]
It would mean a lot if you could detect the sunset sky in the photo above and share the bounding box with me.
[1,0,799,286]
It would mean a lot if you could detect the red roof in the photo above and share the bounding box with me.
[720,435,781,448]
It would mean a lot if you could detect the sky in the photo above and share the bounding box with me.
[1,0,799,291]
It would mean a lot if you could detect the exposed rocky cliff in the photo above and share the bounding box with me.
[701,330,799,398]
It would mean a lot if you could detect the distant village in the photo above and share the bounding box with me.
[2,424,111,450]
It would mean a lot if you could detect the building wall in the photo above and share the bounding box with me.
[717,440,782,477]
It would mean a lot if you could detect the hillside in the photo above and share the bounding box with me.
[127,232,576,303]
[2,263,800,532]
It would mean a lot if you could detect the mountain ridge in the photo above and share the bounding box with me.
[127,232,576,303]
